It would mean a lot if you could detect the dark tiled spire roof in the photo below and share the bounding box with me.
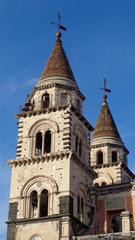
[92,96,121,140]
[39,32,75,82]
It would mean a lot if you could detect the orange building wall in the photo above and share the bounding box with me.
[127,195,135,230]
[91,199,106,234]
[90,190,135,235]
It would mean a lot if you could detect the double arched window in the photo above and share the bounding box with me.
[30,189,48,219]
[29,119,59,157]
[21,176,58,219]
[42,93,50,109]
[35,130,51,155]
[97,150,103,165]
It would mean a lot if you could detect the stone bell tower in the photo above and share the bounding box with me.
[7,31,97,240]
[91,94,134,186]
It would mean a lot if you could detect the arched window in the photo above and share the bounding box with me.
[42,93,50,109]
[94,183,99,188]
[79,139,82,157]
[101,182,106,186]
[44,130,51,153]
[112,151,117,163]
[30,191,38,219]
[35,132,42,155]
[39,189,48,217]
[75,135,79,153]
[97,151,103,165]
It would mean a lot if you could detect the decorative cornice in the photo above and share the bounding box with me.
[91,142,129,154]
[33,82,85,100]
[8,150,97,179]
[92,161,135,178]
[6,213,71,225]
[92,161,120,169]
[16,105,69,118]
[8,151,70,167]
[92,182,134,196]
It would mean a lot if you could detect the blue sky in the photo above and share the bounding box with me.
[1,0,135,238]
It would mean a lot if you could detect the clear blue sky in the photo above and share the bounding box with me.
[1,1,135,239]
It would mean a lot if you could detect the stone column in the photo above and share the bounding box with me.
[120,211,131,233]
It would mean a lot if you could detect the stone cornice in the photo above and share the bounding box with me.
[91,142,129,154]
[6,213,71,225]
[8,151,70,167]
[91,182,135,196]
[16,105,69,118]
[92,161,120,169]
[8,151,97,179]
[92,161,135,178]
[33,82,85,100]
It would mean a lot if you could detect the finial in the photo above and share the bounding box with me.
[51,12,67,40]
[100,79,111,103]
[103,94,107,103]
[56,31,62,41]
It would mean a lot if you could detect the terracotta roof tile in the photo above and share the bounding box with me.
[92,96,121,140]
[39,32,75,82]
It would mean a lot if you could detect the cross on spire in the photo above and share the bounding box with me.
[100,79,111,100]
[51,12,67,32]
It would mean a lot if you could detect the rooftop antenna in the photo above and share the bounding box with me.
[51,12,67,32]
[100,79,111,100]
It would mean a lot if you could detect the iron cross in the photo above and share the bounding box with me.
[51,12,67,32]
[100,79,111,97]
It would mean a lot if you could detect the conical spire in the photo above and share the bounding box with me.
[92,96,121,140]
[39,32,75,82]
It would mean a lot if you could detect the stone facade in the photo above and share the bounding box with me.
[6,31,135,240]
[7,32,96,240]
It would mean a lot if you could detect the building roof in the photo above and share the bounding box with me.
[92,95,121,140]
[39,32,75,82]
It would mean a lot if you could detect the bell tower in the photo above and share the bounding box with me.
[91,94,134,186]
[7,31,97,240]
